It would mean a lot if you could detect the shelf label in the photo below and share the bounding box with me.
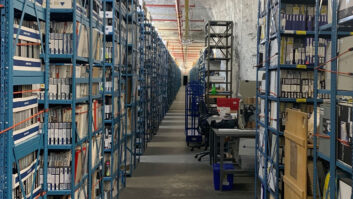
[40,84,45,88]
[350,32,353,36]
[296,98,307,103]
[296,30,307,35]
[296,64,307,69]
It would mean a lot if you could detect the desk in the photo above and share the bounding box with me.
[207,116,223,165]
[213,128,256,191]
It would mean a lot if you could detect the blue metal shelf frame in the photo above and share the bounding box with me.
[135,9,147,158]
[47,0,105,198]
[122,0,138,181]
[0,0,107,198]
[0,1,49,198]
[102,0,125,198]
[255,0,328,198]
[312,0,353,198]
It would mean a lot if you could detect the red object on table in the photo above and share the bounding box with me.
[217,98,240,111]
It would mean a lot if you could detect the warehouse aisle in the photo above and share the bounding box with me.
[120,87,254,199]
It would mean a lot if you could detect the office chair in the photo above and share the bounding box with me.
[194,101,212,161]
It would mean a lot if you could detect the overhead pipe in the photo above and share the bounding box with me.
[184,0,190,40]
[152,19,204,22]
[145,4,195,8]
[175,0,184,63]
[158,28,202,32]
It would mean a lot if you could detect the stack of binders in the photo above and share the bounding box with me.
[40,107,73,146]
[13,19,44,72]
[50,22,89,58]
[13,96,40,145]
[13,153,42,198]
[272,37,328,66]
[279,4,328,32]
[47,151,71,191]
[76,104,89,141]
[267,70,328,99]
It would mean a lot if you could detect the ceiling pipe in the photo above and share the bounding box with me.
[175,0,184,64]
[185,0,190,40]
[145,4,195,8]
[158,28,202,32]
[152,19,204,22]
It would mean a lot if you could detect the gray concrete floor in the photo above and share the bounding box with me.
[120,87,254,199]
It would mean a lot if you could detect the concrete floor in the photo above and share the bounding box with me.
[120,87,255,199]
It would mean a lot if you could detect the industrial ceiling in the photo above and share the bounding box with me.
[142,0,213,73]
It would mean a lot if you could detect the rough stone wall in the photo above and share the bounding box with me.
[206,0,258,95]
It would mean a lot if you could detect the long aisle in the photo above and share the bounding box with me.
[120,87,253,199]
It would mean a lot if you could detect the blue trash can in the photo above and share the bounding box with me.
[213,163,234,191]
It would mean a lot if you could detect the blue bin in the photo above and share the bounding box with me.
[213,163,234,191]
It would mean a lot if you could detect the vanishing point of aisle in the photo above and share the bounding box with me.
[120,87,254,199]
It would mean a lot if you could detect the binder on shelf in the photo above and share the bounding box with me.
[76,104,89,140]
[13,96,40,145]
[13,22,42,43]
[91,134,102,169]
[50,22,89,58]
[12,153,42,198]
[74,144,88,185]
[104,127,112,150]
[47,151,71,191]
[92,0,103,23]
[92,100,103,132]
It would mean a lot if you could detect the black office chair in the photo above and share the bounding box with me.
[194,101,213,161]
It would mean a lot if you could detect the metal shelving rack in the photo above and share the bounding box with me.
[150,28,159,136]
[0,0,181,198]
[204,21,233,108]
[255,0,329,198]
[123,0,137,179]
[0,0,106,198]
[144,22,153,142]
[135,9,147,157]
[160,48,168,119]
[167,58,180,108]
[102,0,126,198]
[46,0,105,198]
[197,51,206,89]
[1,1,48,198]
[313,0,353,198]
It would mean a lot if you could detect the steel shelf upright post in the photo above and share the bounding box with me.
[312,0,353,198]
[123,0,138,179]
[102,0,126,198]
[135,9,146,157]
[0,0,6,196]
[1,0,48,198]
